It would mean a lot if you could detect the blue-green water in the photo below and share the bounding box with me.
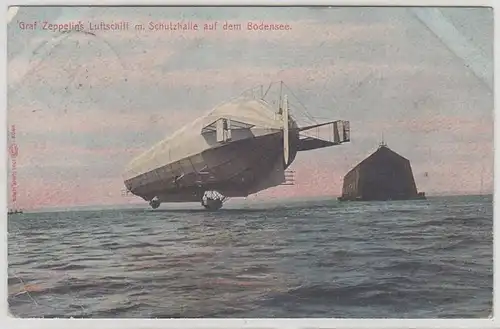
[8,195,493,318]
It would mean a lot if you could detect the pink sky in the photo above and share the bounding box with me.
[7,7,493,210]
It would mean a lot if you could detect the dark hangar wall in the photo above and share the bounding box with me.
[340,145,420,201]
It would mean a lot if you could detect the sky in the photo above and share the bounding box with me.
[7,6,494,210]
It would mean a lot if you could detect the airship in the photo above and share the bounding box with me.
[122,82,351,210]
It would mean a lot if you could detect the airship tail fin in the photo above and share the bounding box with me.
[297,120,350,151]
[282,94,290,165]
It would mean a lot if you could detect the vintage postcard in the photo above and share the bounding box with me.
[6,5,493,318]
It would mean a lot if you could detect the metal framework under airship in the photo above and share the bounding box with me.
[122,82,351,210]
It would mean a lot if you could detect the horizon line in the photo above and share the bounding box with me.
[8,192,493,214]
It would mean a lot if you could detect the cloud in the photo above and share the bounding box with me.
[9,103,199,135]
[14,139,146,169]
[400,115,492,136]
[364,115,493,139]
[14,176,127,209]
[13,59,440,94]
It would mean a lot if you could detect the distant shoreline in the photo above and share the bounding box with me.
[9,193,493,214]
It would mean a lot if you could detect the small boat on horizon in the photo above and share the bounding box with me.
[8,209,23,215]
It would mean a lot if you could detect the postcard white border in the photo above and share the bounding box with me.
[2,0,497,6]
[1,0,497,328]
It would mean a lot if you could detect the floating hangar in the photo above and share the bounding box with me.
[338,143,426,202]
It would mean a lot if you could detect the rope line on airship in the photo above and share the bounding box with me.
[240,81,318,126]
